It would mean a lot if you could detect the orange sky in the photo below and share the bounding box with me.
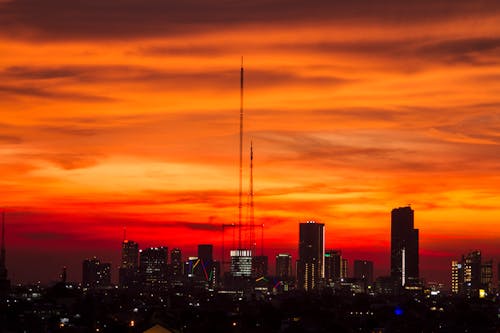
[1,0,500,284]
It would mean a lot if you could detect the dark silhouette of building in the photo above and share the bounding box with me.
[139,247,168,288]
[276,253,292,280]
[452,250,483,296]
[196,244,220,288]
[198,244,213,263]
[324,250,342,285]
[0,211,10,295]
[390,206,419,287]
[119,239,139,288]
[480,259,493,293]
[341,258,349,278]
[252,255,268,278]
[82,257,111,288]
[462,250,482,296]
[297,221,325,291]
[169,248,183,282]
[354,260,374,291]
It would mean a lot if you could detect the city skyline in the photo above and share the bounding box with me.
[1,0,500,285]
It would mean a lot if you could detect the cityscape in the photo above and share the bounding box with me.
[1,205,499,331]
[2,0,500,332]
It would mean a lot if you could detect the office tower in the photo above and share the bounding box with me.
[139,247,168,287]
[451,260,460,294]
[119,239,139,287]
[82,257,111,288]
[170,248,183,281]
[297,221,325,291]
[390,206,419,287]
[198,244,213,263]
[252,255,268,278]
[230,249,252,277]
[462,250,481,295]
[324,250,342,284]
[354,260,374,289]
[341,258,349,278]
[481,259,493,292]
[498,263,500,292]
[197,244,220,287]
[276,254,292,280]
[0,212,10,295]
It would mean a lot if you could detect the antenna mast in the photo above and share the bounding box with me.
[249,142,255,254]
[238,57,244,250]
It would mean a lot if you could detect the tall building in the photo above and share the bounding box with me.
[170,248,183,281]
[451,260,460,294]
[297,221,325,291]
[82,257,111,288]
[354,260,374,290]
[119,239,139,288]
[341,258,349,279]
[139,247,168,288]
[230,249,252,278]
[324,250,342,284]
[276,254,292,280]
[0,212,10,295]
[252,255,268,278]
[390,206,419,287]
[481,260,493,293]
[462,250,481,296]
[198,244,213,263]
[197,244,219,288]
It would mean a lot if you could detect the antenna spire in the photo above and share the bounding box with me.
[249,141,255,254]
[1,210,6,270]
[238,57,244,250]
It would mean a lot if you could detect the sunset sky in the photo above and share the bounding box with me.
[1,0,500,284]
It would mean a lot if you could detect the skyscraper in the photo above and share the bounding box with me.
[0,212,10,295]
[82,257,111,288]
[139,247,168,288]
[119,239,139,288]
[341,258,349,279]
[324,249,342,284]
[230,249,252,278]
[390,206,419,287]
[481,260,493,292]
[297,221,325,291]
[451,260,460,294]
[462,250,481,295]
[275,254,292,280]
[170,248,183,281]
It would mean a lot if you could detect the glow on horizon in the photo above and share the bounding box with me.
[0,0,500,284]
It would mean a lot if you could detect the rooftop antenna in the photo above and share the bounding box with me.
[249,141,255,254]
[238,56,244,250]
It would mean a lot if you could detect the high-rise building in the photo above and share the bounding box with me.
[324,250,342,284]
[198,244,213,264]
[139,247,168,288]
[451,260,460,294]
[119,239,139,288]
[462,250,481,296]
[297,221,325,291]
[0,212,10,295]
[354,260,374,290]
[276,254,292,280]
[252,255,268,278]
[390,206,419,287]
[82,257,111,288]
[481,260,493,293]
[230,249,252,278]
[341,258,349,279]
[170,248,183,281]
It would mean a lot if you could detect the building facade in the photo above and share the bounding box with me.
[390,206,419,287]
[297,221,325,291]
